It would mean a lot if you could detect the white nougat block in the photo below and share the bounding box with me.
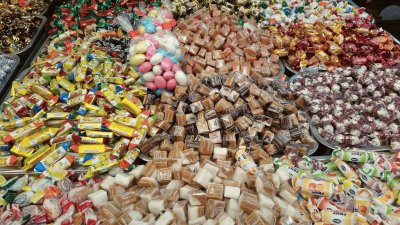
[203,162,219,179]
[88,190,108,208]
[166,180,184,190]
[204,219,217,225]
[129,165,145,180]
[128,210,143,221]
[188,216,207,225]
[259,193,275,209]
[259,208,275,224]
[187,205,203,220]
[224,185,240,199]
[275,166,291,183]
[226,198,240,219]
[155,209,175,225]
[100,175,115,191]
[193,168,213,188]
[232,167,246,185]
[172,201,187,222]
[216,212,234,225]
[115,173,134,188]
[180,185,198,200]
[148,199,166,215]
[213,147,227,160]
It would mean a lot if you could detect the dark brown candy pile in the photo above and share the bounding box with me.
[0,16,41,53]
[139,71,317,161]
[293,64,400,149]
[0,0,49,16]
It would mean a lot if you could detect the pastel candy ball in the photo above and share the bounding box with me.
[145,45,157,60]
[172,64,180,73]
[167,79,177,90]
[153,65,162,75]
[138,26,146,35]
[175,71,187,85]
[150,53,163,65]
[146,81,157,91]
[148,9,158,17]
[161,58,173,71]
[138,62,152,73]
[145,23,156,33]
[163,71,175,80]
[143,72,155,81]
[154,76,167,89]
[130,54,146,66]
[135,41,150,54]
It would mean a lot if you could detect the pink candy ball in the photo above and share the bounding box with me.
[145,45,157,60]
[163,71,175,80]
[171,64,180,73]
[138,62,152,73]
[167,79,177,90]
[154,76,167,89]
[146,81,157,91]
[161,58,173,72]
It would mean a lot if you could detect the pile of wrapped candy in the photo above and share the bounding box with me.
[0,0,49,16]
[173,5,281,78]
[2,148,400,224]
[293,64,400,149]
[0,55,17,85]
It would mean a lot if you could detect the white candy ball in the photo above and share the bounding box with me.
[175,71,187,85]
[143,72,155,81]
[150,53,163,65]
[153,65,162,75]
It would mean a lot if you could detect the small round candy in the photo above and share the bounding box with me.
[153,65,162,75]
[154,76,167,89]
[138,62,152,73]
[167,79,177,90]
[175,71,188,85]
[161,58,173,72]
[145,45,157,60]
[163,71,175,80]
[130,54,146,66]
[138,26,146,35]
[146,81,157,91]
[171,64,180,73]
[148,9,158,17]
[135,41,150,54]
[143,72,155,81]
[150,53,163,65]
[145,23,156,33]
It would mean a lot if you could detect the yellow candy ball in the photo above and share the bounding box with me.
[139,25,146,35]
[148,9,158,17]
[135,41,150,54]
[130,54,146,66]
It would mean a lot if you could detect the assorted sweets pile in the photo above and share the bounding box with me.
[259,0,371,28]
[49,0,161,36]
[173,5,281,79]
[0,55,17,84]
[0,27,164,178]
[0,0,49,16]
[139,71,317,158]
[2,148,400,224]
[271,18,400,71]
[293,64,400,148]
[0,15,42,53]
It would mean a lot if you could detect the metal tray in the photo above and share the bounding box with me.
[289,74,391,152]
[2,15,47,56]
[0,54,20,102]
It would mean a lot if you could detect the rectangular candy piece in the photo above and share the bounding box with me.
[70,144,109,154]
[105,122,135,138]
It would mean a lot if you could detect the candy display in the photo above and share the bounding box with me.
[139,71,317,159]
[117,7,188,92]
[272,18,400,71]
[0,173,102,224]
[259,0,371,28]
[0,0,50,16]
[173,5,282,78]
[0,15,43,54]
[293,65,400,149]
[0,26,170,179]
[167,0,263,20]
[49,0,160,37]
